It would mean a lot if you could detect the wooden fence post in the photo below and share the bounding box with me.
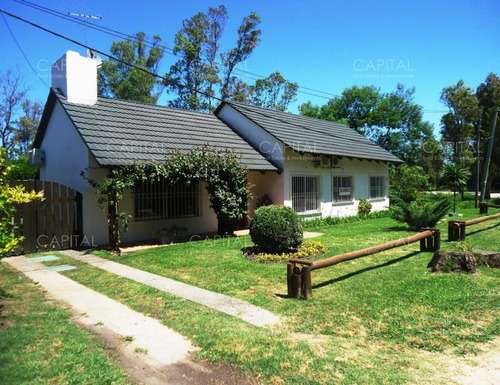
[459,222,467,241]
[292,266,303,299]
[287,263,294,297]
[432,229,440,251]
[302,266,312,300]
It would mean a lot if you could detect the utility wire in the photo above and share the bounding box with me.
[13,0,340,100]
[1,12,50,88]
[0,8,383,149]
[0,8,443,147]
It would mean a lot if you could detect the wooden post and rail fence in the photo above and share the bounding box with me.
[448,212,500,241]
[479,202,500,214]
[287,229,440,300]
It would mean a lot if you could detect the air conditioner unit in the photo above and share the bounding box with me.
[28,148,45,166]
[320,155,332,168]
[331,156,341,168]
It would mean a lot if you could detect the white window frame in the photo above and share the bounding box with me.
[134,179,202,221]
[369,176,385,200]
[290,174,321,214]
[332,175,354,204]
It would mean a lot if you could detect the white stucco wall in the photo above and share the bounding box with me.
[282,147,390,218]
[39,102,90,193]
[247,171,284,217]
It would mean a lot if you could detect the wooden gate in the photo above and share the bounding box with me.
[9,181,82,255]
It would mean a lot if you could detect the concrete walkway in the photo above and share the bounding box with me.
[3,256,196,366]
[62,250,280,328]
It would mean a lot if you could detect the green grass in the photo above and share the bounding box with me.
[5,199,499,384]
[0,263,130,385]
[44,200,498,384]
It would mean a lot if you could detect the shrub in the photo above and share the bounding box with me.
[358,199,372,217]
[300,210,390,229]
[250,205,303,253]
[390,197,452,230]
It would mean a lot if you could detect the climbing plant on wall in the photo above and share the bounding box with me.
[82,146,251,254]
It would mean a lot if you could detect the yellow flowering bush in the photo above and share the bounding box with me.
[0,149,44,257]
[250,240,328,263]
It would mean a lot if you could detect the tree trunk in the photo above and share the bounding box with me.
[107,192,120,254]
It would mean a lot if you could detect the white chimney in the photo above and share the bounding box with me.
[51,51,98,105]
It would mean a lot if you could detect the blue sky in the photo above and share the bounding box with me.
[1,0,499,134]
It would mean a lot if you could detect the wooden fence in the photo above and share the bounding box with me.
[448,213,500,241]
[287,229,440,300]
[8,181,82,255]
[479,202,500,214]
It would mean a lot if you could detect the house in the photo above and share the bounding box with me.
[32,51,401,246]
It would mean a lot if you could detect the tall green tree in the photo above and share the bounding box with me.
[98,32,165,104]
[220,12,261,100]
[440,80,481,166]
[476,73,500,197]
[166,6,263,111]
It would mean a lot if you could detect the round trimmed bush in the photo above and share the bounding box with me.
[250,205,303,253]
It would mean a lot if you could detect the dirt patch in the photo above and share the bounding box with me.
[73,315,258,385]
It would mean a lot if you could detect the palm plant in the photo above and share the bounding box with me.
[442,163,471,213]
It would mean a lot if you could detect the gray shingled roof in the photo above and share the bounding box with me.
[37,89,277,170]
[218,101,402,163]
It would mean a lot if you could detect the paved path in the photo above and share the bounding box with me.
[62,250,281,328]
[3,256,196,366]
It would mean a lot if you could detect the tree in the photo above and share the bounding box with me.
[247,72,298,111]
[98,32,165,103]
[166,10,216,111]
[300,85,379,135]
[12,99,42,156]
[390,164,429,203]
[0,69,27,156]
[220,12,261,100]
[442,163,470,213]
[476,73,500,198]
[166,6,262,111]
[440,80,481,166]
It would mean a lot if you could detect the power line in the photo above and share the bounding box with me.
[13,0,339,100]
[0,8,442,149]
[0,8,225,103]
[0,12,49,88]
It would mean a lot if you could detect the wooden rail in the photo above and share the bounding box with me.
[287,229,440,300]
[448,213,500,241]
[479,202,500,214]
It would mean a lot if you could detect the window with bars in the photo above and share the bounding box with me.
[134,180,201,221]
[370,176,385,199]
[332,176,353,202]
[291,175,320,213]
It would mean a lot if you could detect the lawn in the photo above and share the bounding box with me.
[0,263,130,385]
[48,199,500,384]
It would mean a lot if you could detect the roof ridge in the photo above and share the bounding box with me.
[52,87,218,119]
